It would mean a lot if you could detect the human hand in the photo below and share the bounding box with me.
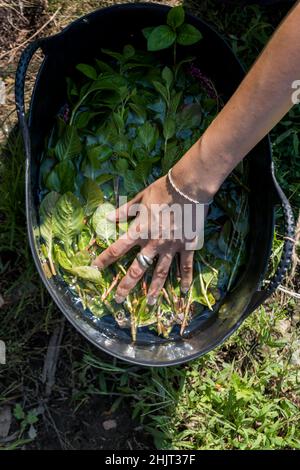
[92,171,211,305]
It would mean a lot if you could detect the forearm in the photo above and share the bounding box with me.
[173,1,300,201]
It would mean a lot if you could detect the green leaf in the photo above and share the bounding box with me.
[88,74,127,94]
[167,6,185,29]
[138,122,158,151]
[162,141,180,174]
[134,160,152,184]
[95,174,114,185]
[147,25,176,52]
[92,202,116,242]
[76,63,97,80]
[53,193,85,256]
[89,144,113,166]
[152,81,169,103]
[162,66,173,89]
[39,192,60,275]
[177,23,202,46]
[123,170,144,195]
[71,266,102,284]
[123,44,135,59]
[70,250,91,267]
[81,178,104,216]
[55,125,82,161]
[46,160,76,193]
[218,220,232,253]
[53,244,73,270]
[163,116,176,140]
[192,270,216,309]
[169,91,183,114]
[129,102,147,122]
[177,103,202,129]
[14,404,25,421]
[74,111,97,129]
[78,227,93,251]
[95,59,115,74]
[115,158,129,173]
[112,112,124,131]
[142,26,155,40]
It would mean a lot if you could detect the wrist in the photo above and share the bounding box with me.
[172,139,220,203]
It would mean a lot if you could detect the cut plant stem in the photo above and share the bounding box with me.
[180,288,193,336]
[162,287,171,305]
[101,273,121,301]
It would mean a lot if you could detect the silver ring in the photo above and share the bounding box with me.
[136,253,153,269]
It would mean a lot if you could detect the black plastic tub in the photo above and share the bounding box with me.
[15,2,294,366]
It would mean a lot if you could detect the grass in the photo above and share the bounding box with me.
[0,0,299,450]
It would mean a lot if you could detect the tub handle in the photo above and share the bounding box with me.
[15,39,47,157]
[265,175,295,295]
[250,173,295,311]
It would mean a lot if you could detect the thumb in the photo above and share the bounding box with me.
[106,191,144,222]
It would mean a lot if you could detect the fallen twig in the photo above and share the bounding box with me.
[278,285,300,300]
[41,320,65,397]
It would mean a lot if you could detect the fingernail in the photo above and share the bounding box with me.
[115,294,125,304]
[181,286,189,295]
[106,211,116,222]
[147,295,157,306]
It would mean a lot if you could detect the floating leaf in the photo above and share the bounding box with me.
[147,25,176,52]
[163,116,176,140]
[81,178,104,215]
[115,158,129,173]
[177,103,202,129]
[177,24,202,46]
[138,122,158,152]
[76,63,97,80]
[46,160,76,193]
[55,125,82,161]
[39,192,60,275]
[71,266,102,284]
[162,66,173,89]
[167,6,185,29]
[152,81,169,103]
[53,244,73,270]
[70,250,91,267]
[92,202,116,242]
[53,193,85,256]
[123,170,144,195]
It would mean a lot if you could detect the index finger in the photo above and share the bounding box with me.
[92,220,140,270]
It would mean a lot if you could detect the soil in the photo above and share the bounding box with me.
[0,1,49,63]
[28,397,152,450]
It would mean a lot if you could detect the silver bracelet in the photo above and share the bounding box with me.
[167,168,214,206]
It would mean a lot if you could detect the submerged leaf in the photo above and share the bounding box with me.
[92,202,116,242]
[53,193,85,255]
[71,266,102,284]
[39,192,60,275]
[81,178,104,215]
[55,125,82,161]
